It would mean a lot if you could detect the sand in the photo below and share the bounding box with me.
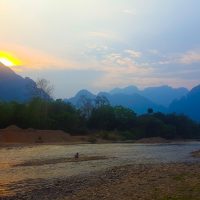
[191,149,200,158]
[65,163,200,200]
[1,163,200,200]
[134,137,169,144]
[14,156,109,167]
[1,125,198,145]
[0,125,88,144]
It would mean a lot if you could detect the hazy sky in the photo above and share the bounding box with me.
[1,0,200,98]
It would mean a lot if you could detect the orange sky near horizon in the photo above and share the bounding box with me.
[1,0,200,97]
[0,43,78,72]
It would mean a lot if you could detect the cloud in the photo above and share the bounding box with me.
[94,66,198,90]
[148,49,160,55]
[85,44,142,65]
[1,43,79,71]
[93,67,154,90]
[82,45,153,88]
[179,50,200,64]
[88,31,118,40]
[87,44,109,51]
[124,49,142,58]
[92,50,153,89]
[122,9,136,15]
[152,49,200,66]
[88,47,200,90]
[84,44,111,58]
[3,41,199,92]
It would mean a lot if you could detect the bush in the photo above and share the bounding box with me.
[88,136,97,144]
[98,131,122,141]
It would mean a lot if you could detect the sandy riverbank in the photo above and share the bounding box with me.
[0,128,198,147]
[1,125,200,146]
[1,162,200,200]
[0,125,89,144]
[1,142,200,200]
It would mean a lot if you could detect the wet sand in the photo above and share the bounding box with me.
[13,156,109,167]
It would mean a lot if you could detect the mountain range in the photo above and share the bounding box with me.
[0,63,200,121]
[0,62,48,101]
[67,89,167,114]
[169,85,200,121]
[109,85,188,107]
[65,85,200,122]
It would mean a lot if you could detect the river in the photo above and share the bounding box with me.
[0,142,200,197]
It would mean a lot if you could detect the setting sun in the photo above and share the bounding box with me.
[0,51,21,67]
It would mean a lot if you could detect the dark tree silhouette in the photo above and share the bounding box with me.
[147,108,154,114]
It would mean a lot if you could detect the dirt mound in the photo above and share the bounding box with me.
[3,125,22,131]
[0,125,71,144]
[135,137,169,144]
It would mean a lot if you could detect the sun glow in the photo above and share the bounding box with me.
[0,51,21,67]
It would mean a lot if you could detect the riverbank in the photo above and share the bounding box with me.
[2,125,200,146]
[1,142,200,200]
[0,125,90,144]
[1,162,200,200]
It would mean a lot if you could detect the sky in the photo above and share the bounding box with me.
[1,0,200,98]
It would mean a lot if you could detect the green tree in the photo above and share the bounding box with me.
[114,106,136,130]
[89,105,116,130]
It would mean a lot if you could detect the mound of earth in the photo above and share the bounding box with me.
[0,125,72,143]
[135,137,169,144]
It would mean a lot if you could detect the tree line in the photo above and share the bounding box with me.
[0,96,200,140]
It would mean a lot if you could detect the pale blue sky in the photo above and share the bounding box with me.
[1,0,200,98]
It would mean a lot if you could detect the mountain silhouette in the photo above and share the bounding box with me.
[66,89,96,106]
[98,92,166,114]
[66,84,199,118]
[0,62,48,101]
[141,85,188,106]
[169,84,200,121]
[1,63,199,121]
[110,85,188,106]
[66,89,166,114]
[110,86,139,95]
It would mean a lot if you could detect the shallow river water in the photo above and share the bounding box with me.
[0,142,200,196]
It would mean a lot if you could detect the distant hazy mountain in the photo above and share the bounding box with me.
[98,92,166,114]
[169,85,200,121]
[110,86,139,95]
[141,86,188,106]
[0,62,48,102]
[66,85,200,117]
[66,89,166,114]
[66,89,96,106]
[110,85,188,107]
